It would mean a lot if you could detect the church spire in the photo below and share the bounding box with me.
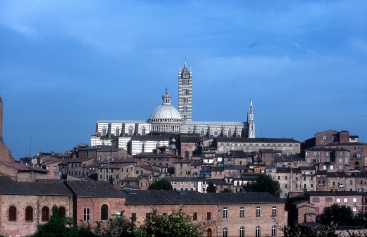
[247,99,255,138]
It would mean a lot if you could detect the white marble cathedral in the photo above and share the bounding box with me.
[91,61,255,154]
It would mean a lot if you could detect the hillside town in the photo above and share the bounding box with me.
[0,63,366,237]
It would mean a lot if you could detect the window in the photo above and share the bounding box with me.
[9,206,16,221]
[207,212,211,220]
[272,206,277,217]
[344,198,348,203]
[59,206,66,218]
[223,227,228,237]
[131,213,137,222]
[193,212,197,221]
[101,204,108,220]
[285,176,288,180]
[84,208,90,221]
[256,206,261,217]
[240,226,245,237]
[337,198,340,203]
[146,213,151,221]
[41,206,50,221]
[223,207,228,219]
[240,207,244,218]
[353,198,357,202]
[272,225,277,237]
[285,184,288,188]
[25,206,33,222]
[256,226,261,237]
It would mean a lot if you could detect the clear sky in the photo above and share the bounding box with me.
[1,1,366,159]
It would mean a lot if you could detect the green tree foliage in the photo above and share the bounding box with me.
[32,205,95,237]
[143,207,202,237]
[248,174,281,197]
[148,179,173,190]
[93,211,144,237]
[206,182,216,193]
[221,188,232,193]
[323,204,353,225]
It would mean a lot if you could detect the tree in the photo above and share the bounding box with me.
[248,174,281,197]
[93,211,144,237]
[322,204,355,226]
[143,207,202,237]
[221,188,232,193]
[148,179,173,190]
[32,205,95,237]
[206,182,216,193]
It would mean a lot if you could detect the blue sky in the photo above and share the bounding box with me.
[1,1,366,159]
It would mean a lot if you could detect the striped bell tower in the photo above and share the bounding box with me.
[178,61,192,121]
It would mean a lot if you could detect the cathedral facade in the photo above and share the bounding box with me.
[91,62,255,154]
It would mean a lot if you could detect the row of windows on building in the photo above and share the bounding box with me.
[221,225,277,237]
[7,206,66,222]
[306,151,349,157]
[221,206,277,219]
[101,126,147,137]
[220,143,298,147]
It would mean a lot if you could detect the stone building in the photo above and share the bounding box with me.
[0,178,287,237]
[0,177,74,237]
[91,62,255,155]
[303,130,367,171]
[216,137,301,155]
[123,190,286,237]
[0,97,14,162]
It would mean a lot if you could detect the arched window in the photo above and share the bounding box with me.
[188,128,191,133]
[214,129,218,137]
[101,204,108,220]
[206,228,212,237]
[128,126,133,136]
[25,206,33,222]
[240,226,245,237]
[115,127,120,136]
[142,126,146,135]
[256,226,261,237]
[201,128,205,137]
[59,206,66,218]
[9,206,16,221]
[223,227,228,237]
[227,128,232,137]
[42,206,50,221]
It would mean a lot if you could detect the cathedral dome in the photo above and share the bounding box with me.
[150,90,181,121]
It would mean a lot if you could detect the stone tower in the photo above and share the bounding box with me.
[247,99,255,138]
[0,96,13,161]
[178,61,192,121]
[0,96,2,138]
